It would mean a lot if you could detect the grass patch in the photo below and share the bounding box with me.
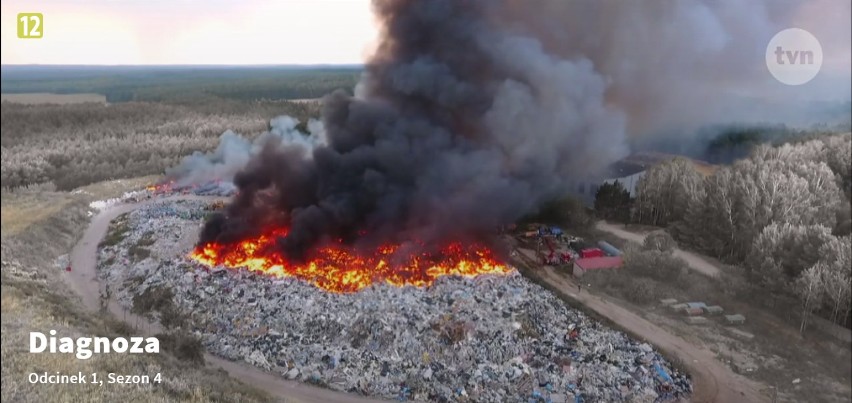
[157,331,205,364]
[0,197,71,236]
[128,245,151,262]
[131,285,175,316]
[2,176,272,403]
[136,231,156,247]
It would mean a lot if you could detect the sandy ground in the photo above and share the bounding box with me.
[514,248,769,403]
[66,195,384,403]
[595,221,721,277]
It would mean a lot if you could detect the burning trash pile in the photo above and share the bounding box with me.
[97,201,692,402]
[146,180,237,197]
[159,0,630,291]
[190,229,510,293]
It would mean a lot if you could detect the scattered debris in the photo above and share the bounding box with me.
[725,314,746,325]
[96,199,692,402]
[670,303,687,312]
[659,299,678,306]
[704,306,724,315]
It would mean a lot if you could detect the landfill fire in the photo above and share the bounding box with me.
[184,0,634,292]
[146,181,174,194]
[189,228,509,293]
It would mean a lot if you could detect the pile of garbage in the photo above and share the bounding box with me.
[98,201,692,402]
[88,190,150,212]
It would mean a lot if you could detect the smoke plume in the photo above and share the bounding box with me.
[500,0,851,137]
[165,116,325,187]
[194,0,850,259]
[199,0,627,257]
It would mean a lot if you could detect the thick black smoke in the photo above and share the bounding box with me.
[200,0,626,258]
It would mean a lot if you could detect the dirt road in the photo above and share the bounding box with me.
[514,247,767,403]
[595,221,721,277]
[65,196,383,403]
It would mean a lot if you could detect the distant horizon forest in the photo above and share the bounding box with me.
[0,65,362,103]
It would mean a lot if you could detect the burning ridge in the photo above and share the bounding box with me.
[189,228,509,293]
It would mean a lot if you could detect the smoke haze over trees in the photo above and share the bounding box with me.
[200,0,632,258]
[1,100,319,190]
[634,133,852,327]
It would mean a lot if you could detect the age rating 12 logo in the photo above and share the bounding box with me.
[17,13,43,39]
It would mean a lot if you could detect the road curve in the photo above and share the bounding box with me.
[513,246,767,403]
[595,221,721,278]
[64,195,384,403]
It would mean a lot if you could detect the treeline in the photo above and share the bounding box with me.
[630,133,852,328]
[1,66,360,103]
[1,100,320,190]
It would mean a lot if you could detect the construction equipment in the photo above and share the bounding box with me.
[542,236,572,265]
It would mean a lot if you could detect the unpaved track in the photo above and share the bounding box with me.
[595,221,721,277]
[515,245,767,403]
[65,195,383,403]
[65,197,761,402]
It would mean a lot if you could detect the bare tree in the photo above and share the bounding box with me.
[818,236,852,325]
[633,157,704,226]
[749,223,832,293]
[796,264,825,334]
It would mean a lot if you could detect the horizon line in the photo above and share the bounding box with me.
[1,63,366,68]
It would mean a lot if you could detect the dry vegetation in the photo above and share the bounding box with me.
[629,134,852,329]
[0,90,329,402]
[1,100,320,190]
[1,179,270,403]
[582,239,852,403]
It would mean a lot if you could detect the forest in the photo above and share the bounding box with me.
[0,65,361,103]
[625,133,852,329]
[1,99,320,190]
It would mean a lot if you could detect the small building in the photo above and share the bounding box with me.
[684,307,704,316]
[579,248,605,259]
[572,256,624,277]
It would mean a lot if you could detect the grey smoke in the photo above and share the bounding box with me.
[164,115,326,187]
[179,0,849,263]
[500,0,851,136]
[195,0,628,258]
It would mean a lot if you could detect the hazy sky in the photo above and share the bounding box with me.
[1,0,378,65]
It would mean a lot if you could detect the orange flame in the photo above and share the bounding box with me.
[188,228,510,293]
[146,181,175,194]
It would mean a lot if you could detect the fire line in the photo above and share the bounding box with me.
[188,228,510,293]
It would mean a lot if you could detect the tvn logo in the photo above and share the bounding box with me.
[765,28,823,86]
[17,13,43,39]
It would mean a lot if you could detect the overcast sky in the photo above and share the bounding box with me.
[2,0,378,65]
